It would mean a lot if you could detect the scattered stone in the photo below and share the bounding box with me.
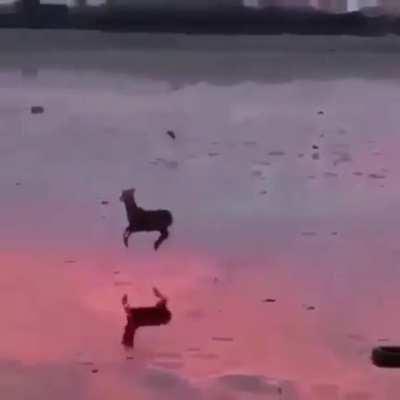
[353,172,364,177]
[186,347,201,352]
[268,150,285,156]
[333,152,352,166]
[324,172,338,178]
[208,152,220,157]
[64,259,76,264]
[318,110,324,115]
[378,338,389,342]
[368,173,386,180]
[101,200,109,205]
[307,176,317,180]
[251,170,263,178]
[305,306,316,311]
[301,232,317,237]
[91,369,99,373]
[331,231,338,236]
[312,145,319,150]
[78,361,94,366]
[257,161,271,166]
[312,152,320,160]
[243,141,257,147]
[262,298,276,303]
[30,105,44,114]
[320,134,325,138]
[211,337,234,342]
[126,356,134,360]
[298,153,305,158]
[15,182,21,186]
[166,130,176,140]
[259,190,267,195]
[211,141,220,145]
[114,281,133,286]
[113,270,120,275]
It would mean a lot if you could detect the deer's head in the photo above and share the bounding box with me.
[120,188,135,202]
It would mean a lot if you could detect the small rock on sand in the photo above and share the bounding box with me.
[212,337,234,342]
[268,150,285,157]
[91,369,99,374]
[166,130,176,140]
[262,298,276,303]
[30,106,44,114]
[368,173,386,180]
[101,200,109,205]
[312,152,320,160]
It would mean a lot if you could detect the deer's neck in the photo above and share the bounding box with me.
[124,197,139,212]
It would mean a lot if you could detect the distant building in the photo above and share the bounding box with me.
[15,0,68,27]
[322,0,347,13]
[258,0,311,8]
[75,0,88,7]
[106,0,242,11]
[380,0,400,14]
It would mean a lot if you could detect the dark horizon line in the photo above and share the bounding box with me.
[3,5,400,36]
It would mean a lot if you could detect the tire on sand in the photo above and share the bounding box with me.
[372,346,400,368]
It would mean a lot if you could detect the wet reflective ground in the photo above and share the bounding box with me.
[1,32,400,400]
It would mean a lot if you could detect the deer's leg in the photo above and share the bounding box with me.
[123,227,132,248]
[154,228,169,251]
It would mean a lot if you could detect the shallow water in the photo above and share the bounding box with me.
[1,31,400,400]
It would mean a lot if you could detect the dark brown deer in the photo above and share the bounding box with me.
[120,188,173,250]
[121,287,172,349]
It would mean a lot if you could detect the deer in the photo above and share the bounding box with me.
[119,188,173,251]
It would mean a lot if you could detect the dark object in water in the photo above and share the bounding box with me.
[371,346,400,368]
[30,106,44,114]
[121,288,172,349]
[120,188,173,250]
[166,130,176,140]
[262,298,276,303]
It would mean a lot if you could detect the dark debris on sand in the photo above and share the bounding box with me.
[166,130,176,140]
[30,106,44,114]
[101,200,110,205]
[262,298,276,303]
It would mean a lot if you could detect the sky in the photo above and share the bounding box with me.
[1,32,400,399]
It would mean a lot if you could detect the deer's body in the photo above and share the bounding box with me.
[120,188,173,250]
